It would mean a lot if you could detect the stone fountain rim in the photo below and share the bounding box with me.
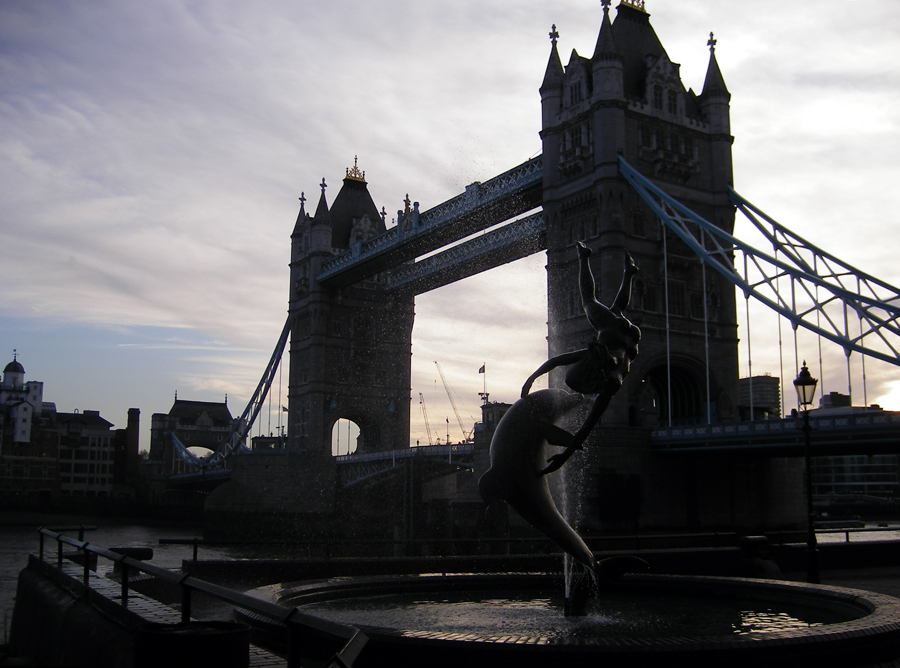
[242,571,900,652]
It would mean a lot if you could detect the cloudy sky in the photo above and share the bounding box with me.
[2,0,900,451]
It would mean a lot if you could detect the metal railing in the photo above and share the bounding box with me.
[37,527,367,667]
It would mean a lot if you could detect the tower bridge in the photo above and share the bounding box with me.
[185,1,900,541]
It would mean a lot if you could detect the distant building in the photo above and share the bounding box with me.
[0,354,44,446]
[148,398,242,474]
[0,354,140,500]
[808,392,899,503]
[739,375,781,421]
[0,355,57,498]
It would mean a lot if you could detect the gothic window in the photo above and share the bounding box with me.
[668,281,686,316]
[633,211,646,238]
[653,85,663,110]
[644,285,657,312]
[667,89,678,114]
[667,133,675,152]
[684,137,694,158]
[653,129,663,149]
[571,124,583,150]
[690,293,704,319]
[632,280,645,311]
[708,291,719,321]
[640,125,651,147]
[590,216,599,237]
[570,81,583,105]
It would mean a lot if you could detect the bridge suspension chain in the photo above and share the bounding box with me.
[173,314,293,469]
[619,156,900,368]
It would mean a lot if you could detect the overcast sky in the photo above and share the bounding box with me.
[2,0,900,451]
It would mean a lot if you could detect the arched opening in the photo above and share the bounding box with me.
[643,363,708,427]
[332,418,360,456]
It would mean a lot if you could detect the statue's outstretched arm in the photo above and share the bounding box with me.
[521,351,585,397]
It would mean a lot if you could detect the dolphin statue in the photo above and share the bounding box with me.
[478,388,595,571]
[478,388,648,615]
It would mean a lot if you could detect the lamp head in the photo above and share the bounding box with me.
[793,361,818,408]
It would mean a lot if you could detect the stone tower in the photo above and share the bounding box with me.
[287,160,415,460]
[540,2,801,533]
[541,1,738,430]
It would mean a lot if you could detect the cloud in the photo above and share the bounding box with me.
[2,0,900,450]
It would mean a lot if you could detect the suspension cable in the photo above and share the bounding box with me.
[702,228,711,424]
[743,253,754,420]
[663,222,672,427]
[776,249,787,417]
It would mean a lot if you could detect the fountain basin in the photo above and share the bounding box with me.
[239,573,900,667]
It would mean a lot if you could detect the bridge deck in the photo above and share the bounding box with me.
[653,413,900,456]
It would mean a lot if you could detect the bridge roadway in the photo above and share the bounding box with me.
[167,443,475,490]
[652,411,900,457]
[169,412,900,490]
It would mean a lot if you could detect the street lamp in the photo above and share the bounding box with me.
[793,361,819,584]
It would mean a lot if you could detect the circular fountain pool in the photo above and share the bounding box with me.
[240,573,900,667]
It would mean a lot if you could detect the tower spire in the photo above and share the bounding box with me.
[701,31,729,100]
[593,0,621,61]
[541,24,564,94]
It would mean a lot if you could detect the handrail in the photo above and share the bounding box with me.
[37,527,367,667]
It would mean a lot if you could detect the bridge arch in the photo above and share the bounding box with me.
[331,417,361,456]
[637,356,717,427]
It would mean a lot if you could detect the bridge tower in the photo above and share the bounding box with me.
[541,2,801,532]
[287,162,415,460]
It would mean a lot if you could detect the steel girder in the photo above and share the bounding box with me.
[619,156,900,368]
[317,156,543,286]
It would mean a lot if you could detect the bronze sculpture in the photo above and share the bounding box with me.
[522,241,640,473]
[479,242,646,614]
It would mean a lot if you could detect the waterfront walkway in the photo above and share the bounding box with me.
[26,557,285,667]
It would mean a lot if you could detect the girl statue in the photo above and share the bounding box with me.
[521,241,640,474]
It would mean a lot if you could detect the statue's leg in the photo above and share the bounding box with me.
[611,252,639,316]
[579,243,618,332]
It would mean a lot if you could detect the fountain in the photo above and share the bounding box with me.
[235,243,900,666]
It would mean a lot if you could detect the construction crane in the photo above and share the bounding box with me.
[418,393,434,446]
[434,361,474,442]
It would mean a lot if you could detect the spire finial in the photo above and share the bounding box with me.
[320,178,327,195]
[549,24,559,45]
[708,31,717,53]
[12,349,16,362]
[345,155,366,182]
[380,206,387,223]
[404,194,411,214]
[601,0,611,11]
[299,192,306,206]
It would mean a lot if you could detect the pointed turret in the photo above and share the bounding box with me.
[540,24,564,95]
[541,24,564,131]
[700,32,731,136]
[592,1,624,103]
[592,1,621,62]
[701,32,730,101]
[309,178,333,255]
[291,192,308,238]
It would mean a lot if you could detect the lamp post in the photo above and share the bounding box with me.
[793,361,819,584]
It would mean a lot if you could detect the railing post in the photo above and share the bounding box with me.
[181,584,192,623]
[39,531,44,562]
[78,525,85,542]
[57,538,63,568]
[192,539,199,562]
[82,544,90,586]
[122,563,129,606]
